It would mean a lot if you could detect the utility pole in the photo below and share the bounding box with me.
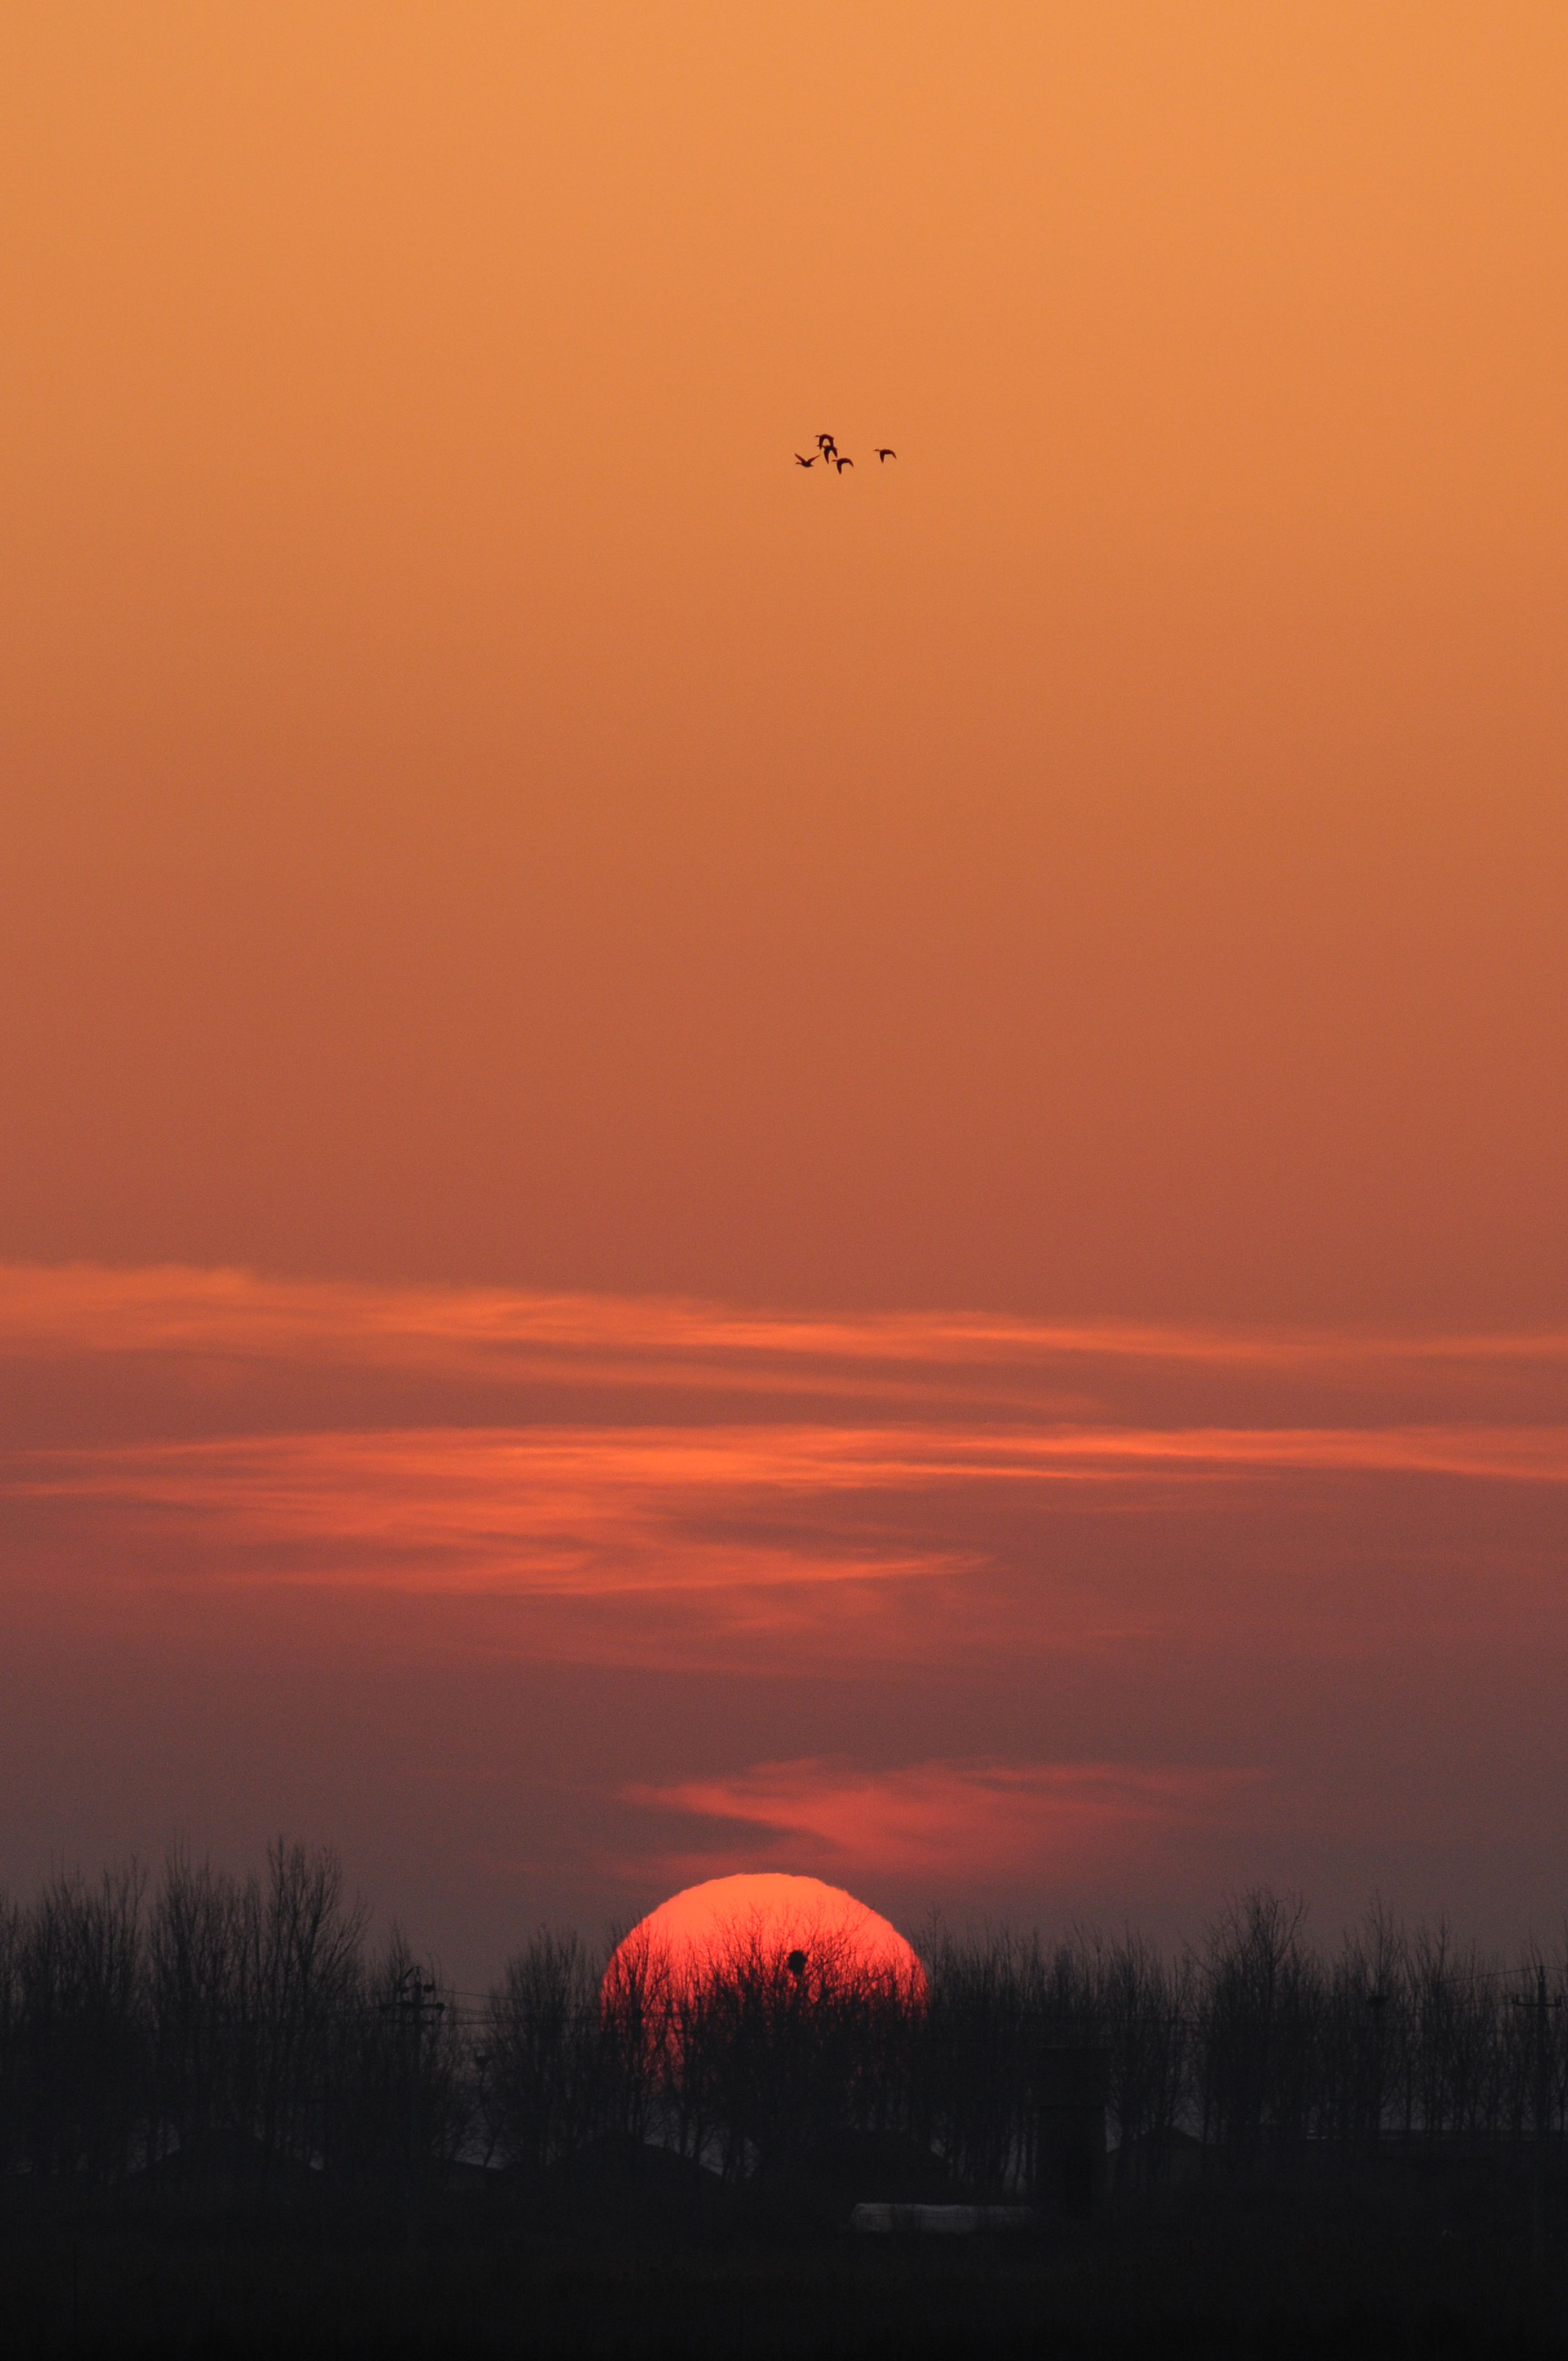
[1512,1966,1561,2282]
[381,1967,444,2238]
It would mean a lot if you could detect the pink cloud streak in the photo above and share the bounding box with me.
[6,1261,1568,1405]
[626,1756,1265,1881]
[8,1417,1566,1597]
[6,1263,1567,1675]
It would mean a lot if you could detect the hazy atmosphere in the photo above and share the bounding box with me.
[3,3,1567,1988]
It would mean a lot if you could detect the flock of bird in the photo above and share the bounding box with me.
[793,432,896,474]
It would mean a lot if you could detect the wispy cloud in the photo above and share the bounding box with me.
[4,1265,1568,1932]
[4,1263,1568,1673]
[6,1261,1568,1429]
[625,1756,1265,1881]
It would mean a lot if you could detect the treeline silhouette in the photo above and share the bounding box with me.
[3,1848,1567,2201]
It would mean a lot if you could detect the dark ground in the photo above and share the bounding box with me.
[7,2165,1568,2358]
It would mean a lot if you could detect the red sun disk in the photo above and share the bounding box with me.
[605,1872,925,2002]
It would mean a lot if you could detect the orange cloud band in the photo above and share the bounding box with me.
[625,1756,1267,1884]
[4,1264,1565,1675]
[12,1415,1568,1579]
[6,1261,1568,1392]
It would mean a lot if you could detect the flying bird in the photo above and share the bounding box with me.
[875,448,896,462]
[835,455,853,471]
[816,434,836,451]
[794,453,818,467]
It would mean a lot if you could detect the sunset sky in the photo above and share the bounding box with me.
[3,4,1566,1982]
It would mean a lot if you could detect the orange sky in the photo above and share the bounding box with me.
[2,6,1566,1969]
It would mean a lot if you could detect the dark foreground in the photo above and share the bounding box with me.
[8,2168,1568,2361]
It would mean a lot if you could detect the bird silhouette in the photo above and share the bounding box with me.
[794,453,818,467]
[875,448,896,462]
[835,454,853,471]
[816,434,836,451]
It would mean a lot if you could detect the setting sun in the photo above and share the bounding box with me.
[604,1873,925,2004]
